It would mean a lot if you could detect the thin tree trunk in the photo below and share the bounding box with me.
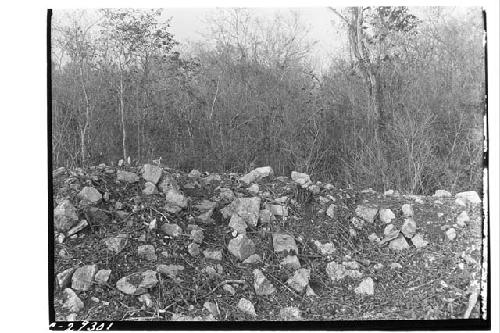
[119,70,128,161]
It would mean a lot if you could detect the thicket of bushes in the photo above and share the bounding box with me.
[51,8,485,194]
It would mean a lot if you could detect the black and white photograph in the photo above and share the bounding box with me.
[41,2,497,330]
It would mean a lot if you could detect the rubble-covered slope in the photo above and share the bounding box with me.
[52,164,486,321]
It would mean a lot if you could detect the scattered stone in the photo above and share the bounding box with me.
[324,183,334,190]
[54,200,79,232]
[202,265,218,277]
[445,228,457,241]
[243,254,262,264]
[66,220,89,236]
[287,268,310,292]
[237,298,256,317]
[142,164,162,184]
[281,255,301,269]
[78,186,102,204]
[343,261,360,270]
[291,171,312,188]
[103,234,129,254]
[116,270,158,295]
[138,293,153,308]
[240,166,273,184]
[355,277,374,296]
[253,269,276,295]
[116,170,139,183]
[326,204,336,218]
[402,204,414,217]
[355,205,378,223]
[157,264,184,278]
[389,263,403,269]
[203,249,223,261]
[382,224,399,242]
[455,198,467,207]
[275,196,289,204]
[221,197,261,227]
[71,264,97,291]
[228,235,255,260]
[204,301,220,318]
[142,182,158,195]
[268,204,288,217]
[63,288,84,313]
[259,209,272,224]
[164,188,188,209]
[194,200,217,212]
[411,234,428,248]
[188,243,201,256]
[229,215,247,234]
[94,269,111,285]
[351,217,364,229]
[56,267,75,289]
[158,174,178,193]
[314,240,335,256]
[279,307,302,320]
[401,218,417,238]
[66,313,78,321]
[272,233,298,254]
[137,245,157,261]
[223,284,236,295]
[305,285,317,297]
[373,263,384,270]
[434,190,452,197]
[188,169,201,178]
[379,208,395,224]
[388,235,410,251]
[384,190,394,196]
[190,229,204,243]
[218,188,235,201]
[455,191,481,205]
[247,184,260,194]
[368,233,381,243]
[161,223,182,237]
[456,211,470,227]
[197,209,214,224]
[308,184,321,195]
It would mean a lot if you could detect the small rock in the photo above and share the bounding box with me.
[253,269,276,295]
[63,288,84,313]
[156,264,184,278]
[165,188,188,209]
[66,313,78,321]
[243,254,262,264]
[259,209,272,224]
[103,234,129,253]
[343,261,360,270]
[56,267,75,289]
[188,169,201,178]
[54,200,79,232]
[78,186,102,204]
[305,285,317,297]
[221,197,261,227]
[373,263,384,270]
[237,298,256,317]
[455,198,467,207]
[116,270,158,295]
[355,205,378,223]
[384,190,394,196]
[94,269,111,285]
[190,229,204,243]
[326,204,336,218]
[203,249,223,261]
[218,188,235,201]
[314,240,335,256]
[194,200,217,212]
[223,284,236,295]
[197,209,214,224]
[368,233,381,243]
[248,184,260,194]
[142,164,162,184]
[138,293,154,308]
[456,211,470,227]
[268,204,288,217]
[66,220,89,236]
[202,265,218,277]
[204,301,220,318]
[389,263,403,269]
[187,243,201,256]
[291,171,312,187]
[379,208,395,224]
[272,233,298,254]
[71,264,97,291]
[240,166,273,184]
[455,191,481,205]
[354,277,374,296]
[228,215,248,234]
[382,224,399,242]
[388,235,410,251]
[402,204,414,217]
[228,234,255,260]
[142,182,158,195]
[281,255,301,269]
[158,174,178,193]
[137,245,157,261]
[279,307,302,320]
[287,268,310,292]
[116,170,139,183]
[161,223,182,237]
[445,228,457,240]
[411,234,428,248]
[308,184,321,195]
[351,217,364,229]
[401,218,417,238]
[434,190,452,197]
